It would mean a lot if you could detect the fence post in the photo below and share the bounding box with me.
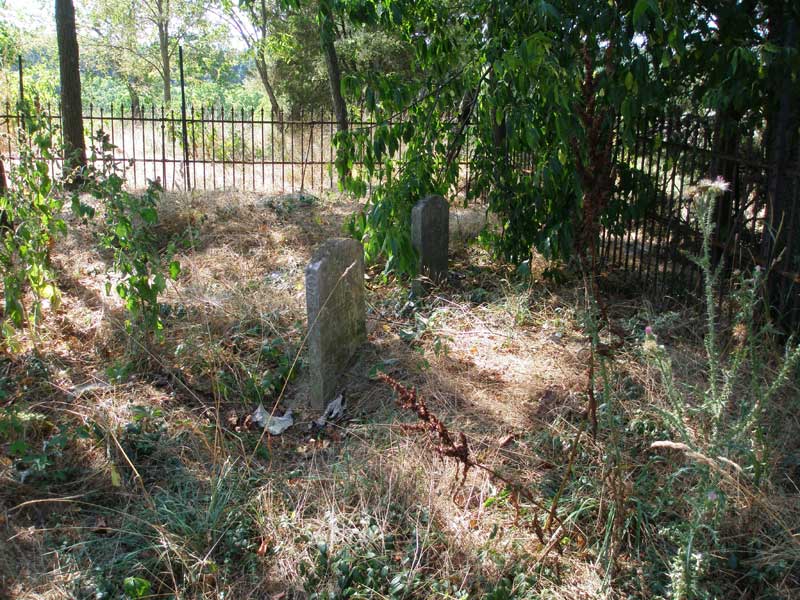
[17,55,23,103]
[179,46,191,191]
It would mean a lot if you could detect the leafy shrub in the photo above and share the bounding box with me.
[80,130,181,337]
[0,103,180,345]
[0,100,66,346]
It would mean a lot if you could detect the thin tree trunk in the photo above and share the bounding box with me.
[158,18,171,104]
[127,80,141,117]
[55,0,87,184]
[319,0,347,132]
[255,56,282,122]
[0,158,10,231]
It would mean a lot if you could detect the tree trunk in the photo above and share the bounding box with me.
[319,0,347,132]
[762,12,799,324]
[571,44,616,267]
[255,55,282,122]
[158,17,171,104]
[55,0,87,184]
[127,80,141,117]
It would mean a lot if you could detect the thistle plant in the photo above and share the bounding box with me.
[643,177,800,598]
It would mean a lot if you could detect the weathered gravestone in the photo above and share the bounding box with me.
[305,238,366,409]
[411,195,449,284]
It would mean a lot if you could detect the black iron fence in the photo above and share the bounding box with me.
[0,101,479,196]
[2,51,361,193]
[600,112,800,328]
[0,101,367,193]
[2,67,798,325]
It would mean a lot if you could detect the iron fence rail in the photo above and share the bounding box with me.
[1,102,361,193]
[0,102,475,196]
[1,99,797,327]
[600,112,800,328]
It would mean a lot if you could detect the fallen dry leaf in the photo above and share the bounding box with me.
[498,433,516,448]
[93,517,109,534]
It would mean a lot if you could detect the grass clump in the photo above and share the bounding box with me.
[61,460,262,599]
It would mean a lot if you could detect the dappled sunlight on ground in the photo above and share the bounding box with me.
[2,191,798,599]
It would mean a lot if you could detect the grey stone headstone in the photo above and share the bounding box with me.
[305,238,366,409]
[411,194,449,283]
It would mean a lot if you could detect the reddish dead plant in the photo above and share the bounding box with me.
[378,372,472,481]
[378,372,554,545]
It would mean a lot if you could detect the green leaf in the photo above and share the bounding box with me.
[140,207,158,224]
[123,576,151,599]
[9,439,28,457]
[39,283,56,300]
[537,1,559,20]
[633,0,658,28]
[115,221,131,239]
[169,261,181,280]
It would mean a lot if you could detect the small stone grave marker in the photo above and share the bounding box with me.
[411,194,449,284]
[305,238,366,409]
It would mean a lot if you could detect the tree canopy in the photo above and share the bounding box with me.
[334,0,800,274]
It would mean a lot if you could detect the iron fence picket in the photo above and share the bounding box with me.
[644,116,672,289]
[1,100,798,324]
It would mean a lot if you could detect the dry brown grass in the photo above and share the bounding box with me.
[1,190,798,599]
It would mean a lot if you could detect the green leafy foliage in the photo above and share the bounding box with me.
[0,8,21,84]
[334,0,797,274]
[120,404,167,461]
[53,457,261,598]
[299,518,441,599]
[0,100,66,345]
[208,329,298,404]
[0,403,92,483]
[80,130,181,337]
[0,101,179,344]
[299,514,542,599]
[122,576,152,599]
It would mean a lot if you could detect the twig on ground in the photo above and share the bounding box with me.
[378,372,560,545]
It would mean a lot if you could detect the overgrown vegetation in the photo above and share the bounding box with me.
[336,0,799,278]
[1,0,799,598]
[582,179,800,598]
[1,157,798,597]
[81,130,181,335]
[362,179,800,600]
[1,102,66,345]
[1,105,179,348]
